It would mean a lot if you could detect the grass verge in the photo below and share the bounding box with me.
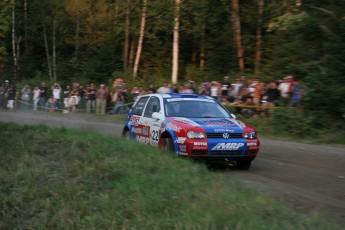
[0,122,340,229]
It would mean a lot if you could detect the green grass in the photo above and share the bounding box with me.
[0,122,340,229]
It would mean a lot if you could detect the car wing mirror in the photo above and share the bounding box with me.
[230,113,236,119]
[152,112,163,120]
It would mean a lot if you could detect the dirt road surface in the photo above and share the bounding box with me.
[1,111,344,226]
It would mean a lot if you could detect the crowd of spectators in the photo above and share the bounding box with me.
[0,75,302,118]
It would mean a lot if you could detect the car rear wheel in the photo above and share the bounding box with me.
[164,138,174,153]
[236,160,252,170]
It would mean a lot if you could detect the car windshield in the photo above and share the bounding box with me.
[164,99,230,118]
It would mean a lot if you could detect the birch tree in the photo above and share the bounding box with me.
[11,0,20,81]
[133,0,147,78]
[172,0,181,84]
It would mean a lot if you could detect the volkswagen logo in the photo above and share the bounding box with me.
[223,133,230,139]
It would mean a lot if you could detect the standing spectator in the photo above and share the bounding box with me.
[183,82,193,94]
[221,76,231,101]
[278,76,294,106]
[6,84,16,110]
[138,87,146,95]
[178,84,184,93]
[62,85,71,110]
[96,84,108,115]
[210,81,220,100]
[198,82,210,96]
[170,84,178,93]
[51,83,62,109]
[86,83,96,113]
[157,82,170,94]
[112,87,128,114]
[291,80,302,107]
[21,85,31,109]
[0,83,6,109]
[148,84,156,93]
[131,86,140,101]
[252,78,263,106]
[68,88,79,112]
[33,86,40,111]
[39,82,48,111]
[265,82,280,106]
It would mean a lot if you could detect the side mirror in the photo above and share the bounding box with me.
[230,113,236,119]
[152,112,163,120]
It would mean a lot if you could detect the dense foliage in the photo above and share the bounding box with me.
[0,0,344,128]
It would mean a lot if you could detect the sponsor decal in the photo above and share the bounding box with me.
[166,123,182,132]
[176,137,186,144]
[246,142,257,146]
[136,136,150,144]
[211,143,245,151]
[214,128,235,133]
[130,116,140,125]
[193,146,208,150]
[179,151,188,156]
[142,127,149,136]
[193,142,207,146]
[172,118,200,127]
[247,146,259,150]
[179,145,187,152]
[234,120,246,128]
[196,119,237,127]
[131,127,142,134]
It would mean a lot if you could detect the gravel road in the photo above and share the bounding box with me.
[1,110,344,226]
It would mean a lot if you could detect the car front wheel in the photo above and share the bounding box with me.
[123,130,131,141]
[163,138,174,153]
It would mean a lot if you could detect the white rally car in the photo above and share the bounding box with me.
[122,93,260,169]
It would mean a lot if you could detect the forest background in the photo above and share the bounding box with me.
[0,0,344,138]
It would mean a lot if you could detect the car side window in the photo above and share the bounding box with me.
[144,97,161,118]
[132,97,149,116]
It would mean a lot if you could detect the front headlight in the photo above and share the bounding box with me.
[187,131,206,139]
[244,132,257,139]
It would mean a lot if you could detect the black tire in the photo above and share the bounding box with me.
[163,138,174,153]
[123,130,131,141]
[236,160,252,170]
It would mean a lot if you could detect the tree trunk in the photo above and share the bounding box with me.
[172,0,181,84]
[24,0,28,49]
[43,26,53,82]
[231,0,244,72]
[254,0,265,75]
[129,40,135,69]
[199,24,206,70]
[52,20,57,82]
[133,0,147,78]
[123,0,130,71]
[11,0,19,81]
[75,19,80,56]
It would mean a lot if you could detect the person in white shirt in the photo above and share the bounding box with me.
[33,86,41,110]
[52,83,62,109]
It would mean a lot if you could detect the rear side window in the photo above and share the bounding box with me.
[144,97,161,118]
[132,97,149,116]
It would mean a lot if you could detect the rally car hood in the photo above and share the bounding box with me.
[167,117,245,134]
